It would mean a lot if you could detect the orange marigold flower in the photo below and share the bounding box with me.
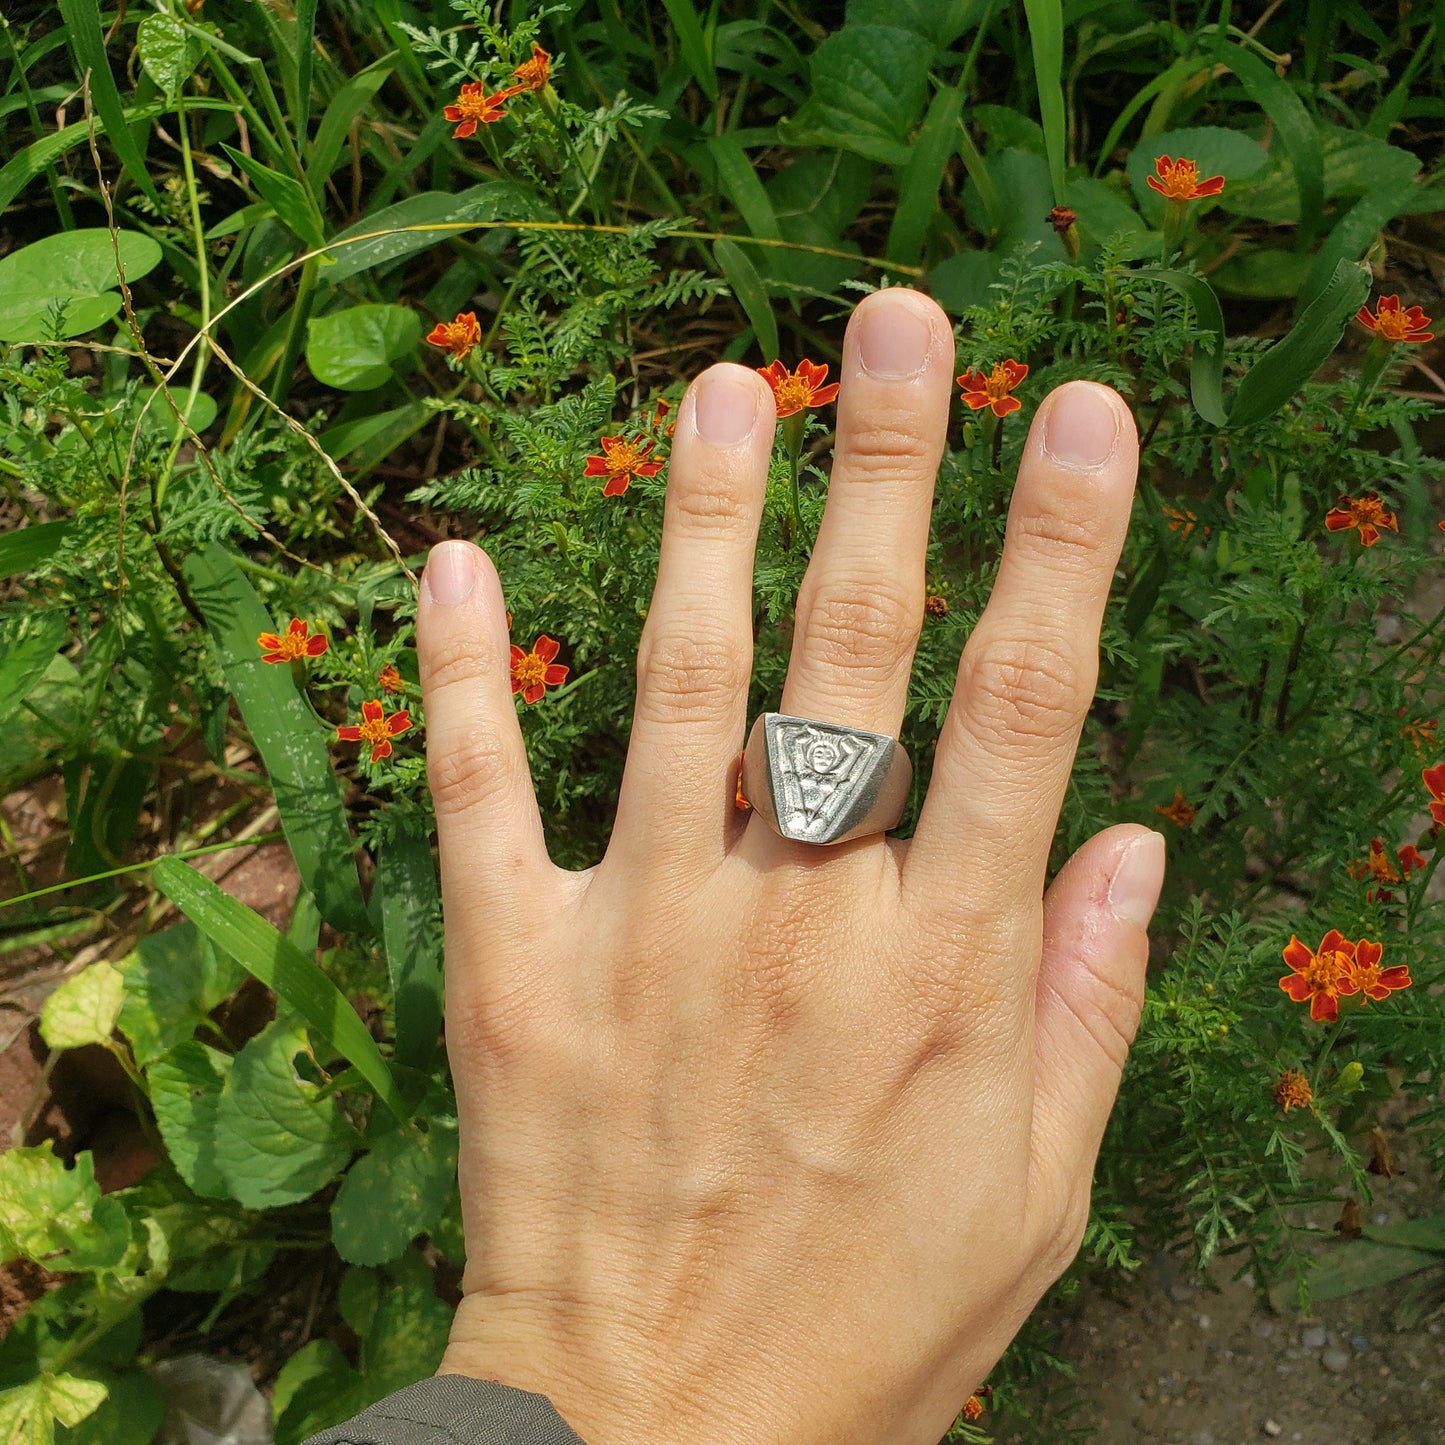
[757,358,840,418]
[1163,504,1212,539]
[511,634,568,704]
[510,43,551,92]
[1145,155,1226,202]
[734,752,751,811]
[1273,1068,1313,1114]
[1279,929,1362,1023]
[257,618,328,664]
[1155,789,1195,827]
[1324,491,1398,547]
[337,699,412,763]
[961,1386,991,1421]
[1399,712,1438,752]
[957,359,1028,418]
[378,664,404,694]
[1340,937,1411,1002]
[1349,838,1400,888]
[444,82,511,138]
[1398,843,1427,876]
[1356,294,1434,345]
[1422,763,1445,825]
[426,312,482,361]
[583,434,664,497]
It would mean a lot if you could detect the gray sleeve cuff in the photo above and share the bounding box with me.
[302,1374,588,1445]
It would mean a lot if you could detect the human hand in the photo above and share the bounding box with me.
[418,288,1161,1445]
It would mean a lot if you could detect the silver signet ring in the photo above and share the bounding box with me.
[741,713,913,846]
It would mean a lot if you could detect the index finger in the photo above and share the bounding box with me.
[904,381,1139,917]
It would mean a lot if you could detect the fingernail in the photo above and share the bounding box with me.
[1108,831,1166,929]
[858,295,933,378]
[423,541,476,606]
[694,370,759,446]
[1042,382,1120,469]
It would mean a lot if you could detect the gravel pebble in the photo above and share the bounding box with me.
[1322,1347,1351,1374]
[1252,1319,1277,1338]
[1264,1420,1283,1438]
[1302,1325,1329,1349]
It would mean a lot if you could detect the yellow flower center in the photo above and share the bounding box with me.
[983,363,1016,401]
[604,439,644,473]
[773,374,814,413]
[1351,496,1390,526]
[513,56,548,89]
[274,630,308,661]
[442,322,474,355]
[514,653,547,689]
[1375,308,1416,342]
[454,87,499,122]
[358,714,392,747]
[1306,950,1348,995]
[1160,159,1200,198]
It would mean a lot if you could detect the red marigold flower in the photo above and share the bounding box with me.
[1399,712,1438,752]
[1356,294,1434,345]
[510,43,551,92]
[1398,843,1427,876]
[378,664,404,694]
[961,1386,991,1421]
[1279,929,1362,1023]
[257,618,328,664]
[957,359,1029,418]
[337,699,412,763]
[583,434,664,497]
[1324,491,1398,547]
[1349,838,1400,888]
[1155,789,1195,827]
[1145,155,1226,202]
[756,359,841,418]
[1273,1068,1313,1114]
[1339,937,1411,1002]
[1163,504,1212,540]
[1422,763,1445,825]
[444,82,511,138]
[426,311,482,361]
[511,634,568,704]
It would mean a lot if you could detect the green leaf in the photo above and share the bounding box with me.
[307,59,396,190]
[660,0,718,102]
[1228,260,1370,430]
[925,249,996,314]
[331,1119,458,1266]
[135,15,197,98]
[1147,269,1228,428]
[305,304,422,391]
[219,144,325,252]
[0,229,162,343]
[57,1371,161,1445]
[377,833,443,1072]
[1022,0,1065,204]
[1059,176,1148,254]
[961,148,1057,252]
[779,25,930,164]
[1299,179,1441,310]
[1209,248,1315,300]
[1126,126,1269,223]
[39,962,124,1051]
[295,0,319,154]
[0,613,69,731]
[271,1341,350,1428]
[1216,41,1323,243]
[887,82,965,267]
[152,858,405,1121]
[712,239,778,366]
[0,1375,108,1445]
[116,921,244,1066]
[213,1018,358,1209]
[146,1044,232,1200]
[56,0,159,206]
[0,522,74,579]
[706,135,781,248]
[0,1145,130,1273]
[182,544,366,931]
[1269,1235,1441,1311]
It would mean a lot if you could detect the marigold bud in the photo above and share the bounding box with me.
[1273,1068,1312,1114]
[1337,1061,1365,1093]
[925,594,949,618]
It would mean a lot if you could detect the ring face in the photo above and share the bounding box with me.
[743,713,912,845]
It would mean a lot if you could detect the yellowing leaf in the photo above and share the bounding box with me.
[39,962,124,1051]
[0,1375,108,1445]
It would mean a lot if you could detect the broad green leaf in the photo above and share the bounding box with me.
[961,149,1057,252]
[1216,41,1323,242]
[378,832,443,1072]
[779,25,930,164]
[0,294,120,342]
[1126,126,1269,223]
[152,858,405,1120]
[1022,0,1065,203]
[1147,269,1228,428]
[219,144,325,252]
[182,544,366,931]
[1210,248,1315,300]
[0,1375,108,1445]
[660,0,718,102]
[144,387,218,438]
[0,230,162,343]
[305,304,422,391]
[1299,180,1442,310]
[39,962,124,1051]
[1229,260,1370,430]
[926,250,996,314]
[1269,1235,1440,1311]
[116,921,244,1066]
[1059,176,1148,253]
[765,150,870,294]
[57,1370,162,1445]
[0,1145,130,1273]
[330,1119,458,1266]
[147,1044,232,1200]
[307,59,396,189]
[712,239,778,366]
[887,83,966,267]
[0,522,74,579]
[214,1018,358,1209]
[0,613,69,730]
[135,14,197,97]
[846,0,987,47]
[57,0,159,205]
[271,1341,349,1428]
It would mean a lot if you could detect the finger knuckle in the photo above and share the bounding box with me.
[839,414,941,485]
[636,626,750,720]
[427,723,515,818]
[799,577,920,684]
[668,473,757,532]
[958,631,1091,749]
[445,969,551,1071]
[1008,502,1112,571]
[421,629,501,696]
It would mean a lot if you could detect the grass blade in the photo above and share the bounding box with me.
[660,0,719,103]
[295,0,318,157]
[713,237,779,364]
[153,856,406,1122]
[378,832,443,1073]
[183,544,368,933]
[887,82,966,267]
[57,0,161,206]
[1021,0,1066,204]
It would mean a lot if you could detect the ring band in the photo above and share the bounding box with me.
[741,713,912,845]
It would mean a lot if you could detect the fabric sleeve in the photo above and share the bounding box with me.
[301,1374,588,1445]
